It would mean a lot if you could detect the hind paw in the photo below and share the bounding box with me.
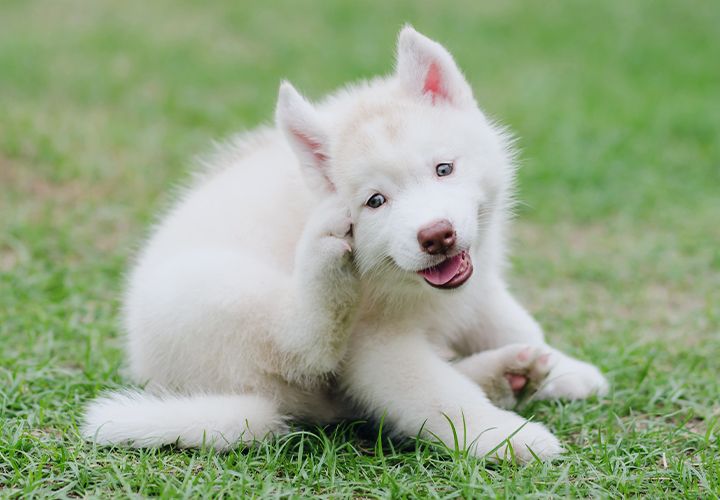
[296,196,356,276]
[455,344,554,409]
[497,344,554,408]
[535,355,608,400]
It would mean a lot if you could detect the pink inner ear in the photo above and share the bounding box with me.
[290,128,335,191]
[423,62,448,103]
[290,129,329,164]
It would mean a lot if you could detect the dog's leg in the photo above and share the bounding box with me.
[125,197,358,388]
[279,196,360,376]
[341,332,562,463]
[454,278,608,401]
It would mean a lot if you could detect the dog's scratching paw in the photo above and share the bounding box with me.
[295,196,359,303]
[298,196,355,265]
[321,213,353,258]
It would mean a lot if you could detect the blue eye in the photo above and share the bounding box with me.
[366,193,386,208]
[436,162,454,177]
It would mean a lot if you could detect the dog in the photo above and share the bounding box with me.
[83,26,608,463]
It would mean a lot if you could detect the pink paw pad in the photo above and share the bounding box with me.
[505,373,528,393]
[516,347,532,363]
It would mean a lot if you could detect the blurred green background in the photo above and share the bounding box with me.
[1,0,718,496]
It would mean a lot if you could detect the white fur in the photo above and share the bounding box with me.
[83,26,608,463]
[84,391,285,450]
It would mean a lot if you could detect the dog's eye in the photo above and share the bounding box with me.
[366,193,386,209]
[436,162,454,177]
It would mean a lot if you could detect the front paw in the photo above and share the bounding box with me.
[536,355,609,400]
[471,411,563,463]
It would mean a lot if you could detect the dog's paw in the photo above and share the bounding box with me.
[297,196,355,271]
[471,411,563,463]
[460,344,553,409]
[535,355,608,400]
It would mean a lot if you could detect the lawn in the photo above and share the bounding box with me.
[1,0,719,497]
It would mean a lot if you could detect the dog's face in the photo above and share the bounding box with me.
[277,27,514,292]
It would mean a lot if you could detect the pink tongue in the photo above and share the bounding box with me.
[419,254,463,285]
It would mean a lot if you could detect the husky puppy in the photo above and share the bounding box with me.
[83,27,608,462]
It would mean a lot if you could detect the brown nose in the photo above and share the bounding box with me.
[417,219,456,255]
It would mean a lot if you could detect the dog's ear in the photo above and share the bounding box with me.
[396,25,474,107]
[276,81,335,193]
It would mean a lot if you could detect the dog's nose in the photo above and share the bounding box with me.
[417,219,456,255]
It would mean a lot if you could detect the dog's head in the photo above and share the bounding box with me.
[277,27,515,293]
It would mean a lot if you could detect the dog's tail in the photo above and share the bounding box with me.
[82,390,286,450]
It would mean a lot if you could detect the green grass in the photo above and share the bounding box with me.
[1,0,719,497]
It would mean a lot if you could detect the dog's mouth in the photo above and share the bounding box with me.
[417,251,473,289]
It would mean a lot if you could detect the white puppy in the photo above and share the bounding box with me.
[83,26,608,463]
